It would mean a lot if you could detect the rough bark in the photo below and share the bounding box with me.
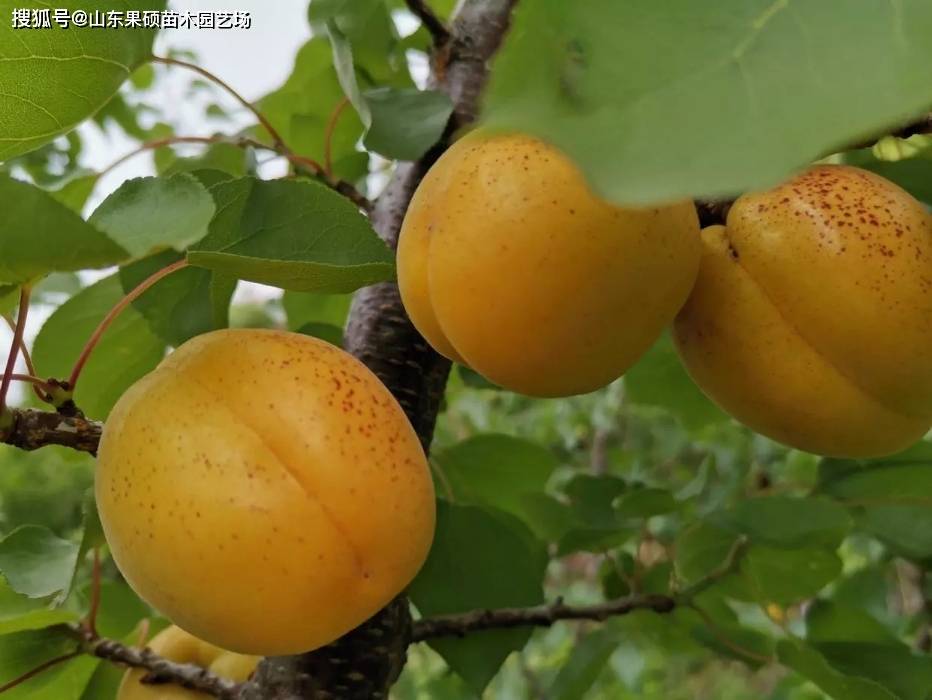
[242,1,518,698]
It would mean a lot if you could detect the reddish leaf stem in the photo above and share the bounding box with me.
[0,650,81,693]
[324,97,350,177]
[151,55,287,150]
[68,260,189,390]
[85,547,102,639]
[0,288,30,414]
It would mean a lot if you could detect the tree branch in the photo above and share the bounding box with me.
[411,594,676,642]
[2,408,101,455]
[82,632,240,699]
[405,0,451,45]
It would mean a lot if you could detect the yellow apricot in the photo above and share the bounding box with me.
[397,132,701,397]
[117,625,259,700]
[674,165,932,457]
[96,329,435,655]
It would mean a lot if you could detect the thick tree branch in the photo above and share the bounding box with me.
[411,594,676,642]
[2,408,101,455]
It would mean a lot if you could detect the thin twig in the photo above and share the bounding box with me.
[410,593,676,642]
[324,97,350,177]
[0,650,81,693]
[0,288,30,414]
[69,259,188,389]
[404,0,451,45]
[151,55,286,150]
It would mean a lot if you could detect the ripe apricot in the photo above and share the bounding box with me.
[117,625,258,699]
[674,165,932,457]
[96,329,435,655]
[397,132,701,397]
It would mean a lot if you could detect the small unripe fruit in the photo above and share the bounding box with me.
[398,132,701,397]
[97,329,436,655]
[674,165,932,457]
[117,625,258,699]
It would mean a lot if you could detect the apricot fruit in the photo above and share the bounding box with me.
[397,132,702,397]
[674,165,932,457]
[117,625,258,699]
[96,329,435,655]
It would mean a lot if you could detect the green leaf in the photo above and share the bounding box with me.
[363,87,453,160]
[614,487,677,520]
[49,173,99,213]
[119,250,234,346]
[0,0,164,160]
[295,322,343,346]
[88,175,216,258]
[558,475,634,554]
[408,502,547,694]
[33,274,165,419]
[0,578,78,634]
[433,434,559,523]
[327,20,371,126]
[844,148,932,204]
[715,496,852,548]
[188,177,394,293]
[778,639,899,700]
[806,601,898,645]
[625,332,727,430]
[674,520,741,586]
[0,176,127,284]
[482,0,932,204]
[740,545,841,605]
[0,526,78,603]
[157,142,253,179]
[257,38,368,183]
[817,449,932,558]
[549,627,618,700]
[281,290,352,330]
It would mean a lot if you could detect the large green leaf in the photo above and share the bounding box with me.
[432,434,559,523]
[0,0,163,160]
[549,627,619,700]
[363,87,452,161]
[408,502,548,694]
[0,628,97,700]
[89,175,216,258]
[33,274,165,420]
[188,177,394,293]
[0,176,127,284]
[817,447,932,558]
[740,545,841,605]
[482,0,932,204]
[777,639,897,700]
[0,526,77,603]
[714,496,852,548]
[282,290,352,330]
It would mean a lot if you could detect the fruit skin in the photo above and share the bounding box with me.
[674,165,932,457]
[117,625,259,700]
[96,329,436,656]
[397,132,701,397]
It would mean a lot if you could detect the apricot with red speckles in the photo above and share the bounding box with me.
[674,165,932,457]
[96,329,435,655]
[118,625,258,699]
[397,132,701,397]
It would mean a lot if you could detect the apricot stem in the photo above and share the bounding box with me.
[323,97,350,177]
[68,260,189,390]
[0,287,31,414]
